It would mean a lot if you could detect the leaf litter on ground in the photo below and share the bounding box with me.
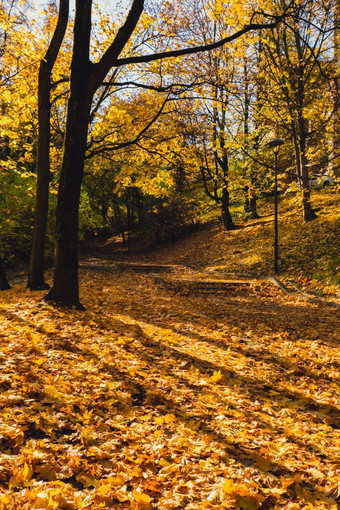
[0,260,339,508]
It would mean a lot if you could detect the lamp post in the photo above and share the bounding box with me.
[268,138,284,275]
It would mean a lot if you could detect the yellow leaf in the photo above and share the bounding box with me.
[133,490,152,508]
[210,370,224,383]
[9,463,33,487]
[164,414,176,423]
[22,463,33,482]
[0,493,11,504]
[44,385,63,400]
[97,484,111,496]
[223,479,235,494]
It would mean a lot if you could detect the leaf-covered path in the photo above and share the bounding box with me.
[0,264,339,509]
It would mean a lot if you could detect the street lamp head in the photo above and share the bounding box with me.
[268,138,284,153]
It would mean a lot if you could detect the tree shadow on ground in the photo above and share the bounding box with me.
[0,277,338,506]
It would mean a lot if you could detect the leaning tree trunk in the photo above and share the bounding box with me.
[0,256,10,290]
[28,0,69,290]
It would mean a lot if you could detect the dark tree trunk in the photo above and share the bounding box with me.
[298,115,317,222]
[28,0,69,291]
[114,202,126,247]
[221,186,235,230]
[44,0,93,309]
[43,86,92,309]
[0,256,10,290]
[244,186,259,219]
[243,56,258,219]
[28,63,52,290]
[217,155,235,231]
[295,27,317,223]
[334,0,340,174]
[43,0,144,308]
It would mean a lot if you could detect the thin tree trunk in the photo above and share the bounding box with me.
[295,26,317,223]
[28,0,69,290]
[243,55,258,219]
[298,114,317,222]
[334,0,340,173]
[218,155,235,231]
[292,122,302,184]
[114,202,126,247]
[0,256,10,290]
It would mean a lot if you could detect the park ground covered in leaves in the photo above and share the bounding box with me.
[0,256,339,509]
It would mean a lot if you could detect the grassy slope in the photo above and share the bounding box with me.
[138,190,340,293]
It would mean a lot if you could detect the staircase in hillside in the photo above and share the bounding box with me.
[115,262,176,273]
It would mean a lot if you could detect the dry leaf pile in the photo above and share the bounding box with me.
[0,266,339,509]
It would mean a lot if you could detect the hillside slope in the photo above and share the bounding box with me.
[133,191,340,292]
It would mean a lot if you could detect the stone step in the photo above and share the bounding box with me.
[117,262,175,273]
[166,279,263,294]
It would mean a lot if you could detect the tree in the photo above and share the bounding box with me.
[0,0,35,290]
[28,0,69,290]
[42,0,286,308]
[260,0,337,221]
[0,255,10,290]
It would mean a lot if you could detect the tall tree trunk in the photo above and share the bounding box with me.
[28,0,69,290]
[298,114,317,222]
[43,0,93,309]
[44,0,144,308]
[218,155,235,231]
[334,0,340,174]
[294,25,317,222]
[43,86,92,309]
[243,54,258,219]
[0,255,10,290]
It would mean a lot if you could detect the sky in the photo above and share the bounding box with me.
[30,0,131,12]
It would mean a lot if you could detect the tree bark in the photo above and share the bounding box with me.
[218,155,235,231]
[334,0,340,174]
[0,256,10,290]
[295,26,316,223]
[44,0,144,308]
[298,113,317,222]
[28,0,69,290]
[43,0,93,309]
[221,186,235,230]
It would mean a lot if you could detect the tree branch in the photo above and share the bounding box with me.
[90,0,144,91]
[85,95,170,158]
[112,15,287,68]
